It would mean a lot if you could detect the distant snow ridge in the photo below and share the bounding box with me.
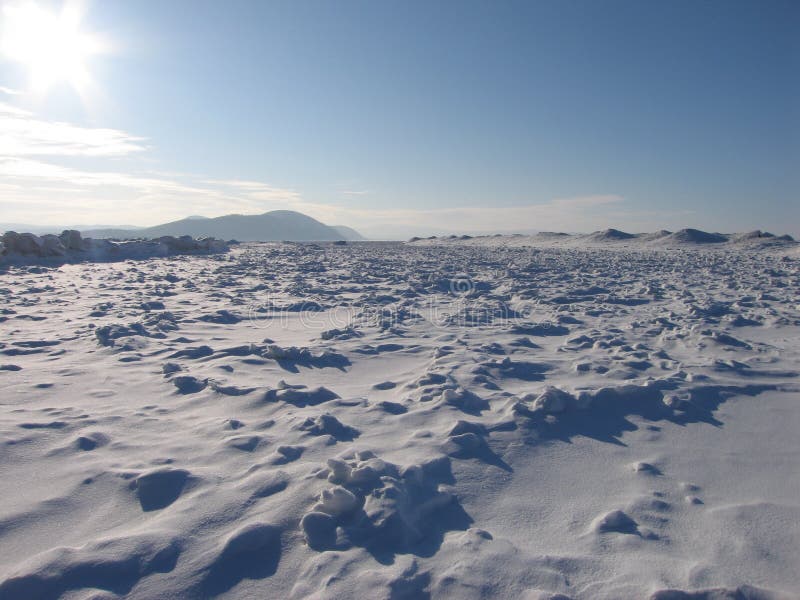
[0,229,228,264]
[408,227,796,248]
[584,228,636,242]
[664,228,728,244]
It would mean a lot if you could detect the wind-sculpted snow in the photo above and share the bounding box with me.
[0,241,798,598]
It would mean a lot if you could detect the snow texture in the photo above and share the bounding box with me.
[0,237,798,599]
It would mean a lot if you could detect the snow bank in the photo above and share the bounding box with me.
[0,229,229,265]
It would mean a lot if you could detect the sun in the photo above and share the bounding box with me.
[1,1,105,94]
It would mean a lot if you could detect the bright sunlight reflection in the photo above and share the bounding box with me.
[0,0,105,94]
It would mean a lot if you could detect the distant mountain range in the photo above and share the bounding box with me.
[2,211,366,242]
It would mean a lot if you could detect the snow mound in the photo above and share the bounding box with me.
[133,468,192,511]
[301,453,467,554]
[0,534,181,599]
[263,385,339,406]
[201,523,282,595]
[583,228,636,242]
[663,229,728,244]
[592,509,640,534]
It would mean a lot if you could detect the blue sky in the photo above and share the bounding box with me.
[0,0,797,237]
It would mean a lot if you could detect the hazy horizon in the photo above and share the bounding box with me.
[2,208,798,242]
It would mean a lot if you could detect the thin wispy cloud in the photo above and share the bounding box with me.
[0,103,145,156]
[0,157,201,193]
[203,179,302,202]
[0,102,304,224]
[0,101,29,116]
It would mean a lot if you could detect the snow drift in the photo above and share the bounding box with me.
[0,229,229,265]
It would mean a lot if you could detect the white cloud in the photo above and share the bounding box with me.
[0,155,308,225]
[0,102,305,224]
[0,102,145,156]
[0,157,199,192]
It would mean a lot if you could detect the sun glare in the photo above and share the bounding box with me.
[1,1,104,94]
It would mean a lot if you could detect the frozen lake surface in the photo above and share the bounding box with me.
[0,240,798,599]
